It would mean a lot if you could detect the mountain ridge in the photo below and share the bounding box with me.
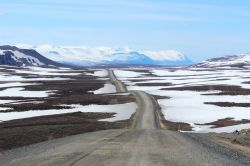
[0,45,67,67]
[193,53,250,68]
[21,45,193,66]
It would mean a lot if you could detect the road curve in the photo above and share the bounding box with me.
[1,69,249,166]
[108,69,161,129]
[107,70,128,93]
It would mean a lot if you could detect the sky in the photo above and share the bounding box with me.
[0,0,250,62]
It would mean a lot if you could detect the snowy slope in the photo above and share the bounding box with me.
[0,45,65,67]
[194,53,250,68]
[17,45,193,66]
[115,68,250,132]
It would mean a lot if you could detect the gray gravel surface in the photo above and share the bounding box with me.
[1,129,249,166]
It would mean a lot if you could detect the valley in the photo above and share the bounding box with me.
[1,0,250,165]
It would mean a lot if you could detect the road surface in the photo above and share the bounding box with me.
[107,70,128,93]
[0,70,249,166]
[108,69,161,129]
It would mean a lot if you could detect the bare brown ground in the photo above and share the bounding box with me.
[127,79,162,82]
[162,84,250,95]
[152,95,170,100]
[0,68,136,151]
[196,118,250,128]
[205,102,250,107]
[0,112,135,151]
[162,120,192,131]
[135,82,173,86]
[210,129,250,154]
[243,81,250,84]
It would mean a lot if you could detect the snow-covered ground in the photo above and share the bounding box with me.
[196,124,250,133]
[93,83,116,94]
[0,103,137,122]
[114,70,147,79]
[155,90,250,131]
[0,67,77,82]
[115,68,250,133]
[0,87,51,98]
[0,67,136,123]
[151,69,221,77]
[0,82,32,88]
[0,74,25,82]
[86,69,108,77]
[13,67,82,76]
[1,66,250,132]
[0,66,87,100]
[0,74,68,81]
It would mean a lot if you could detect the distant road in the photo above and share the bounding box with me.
[1,70,249,166]
[107,70,128,93]
[108,69,159,129]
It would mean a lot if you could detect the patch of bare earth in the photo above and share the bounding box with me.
[196,118,250,128]
[125,69,151,73]
[127,79,162,82]
[0,112,134,151]
[205,102,250,107]
[135,82,172,86]
[152,73,218,77]
[0,70,135,113]
[210,129,250,155]
[152,95,170,100]
[243,81,250,84]
[162,120,192,131]
[0,94,135,112]
[0,68,136,150]
[163,84,250,95]
[23,78,106,96]
[173,77,230,81]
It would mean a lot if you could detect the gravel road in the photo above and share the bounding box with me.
[1,130,249,166]
[0,69,249,166]
[107,70,128,93]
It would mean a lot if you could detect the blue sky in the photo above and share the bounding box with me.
[0,0,250,62]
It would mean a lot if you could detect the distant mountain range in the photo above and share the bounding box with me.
[2,44,249,68]
[193,53,250,68]
[17,45,193,67]
[0,45,66,67]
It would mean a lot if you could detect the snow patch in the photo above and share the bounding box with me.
[114,70,146,78]
[86,70,108,77]
[0,87,51,98]
[93,84,116,94]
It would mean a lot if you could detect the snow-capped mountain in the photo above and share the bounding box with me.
[17,45,193,66]
[0,45,65,67]
[194,53,250,68]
